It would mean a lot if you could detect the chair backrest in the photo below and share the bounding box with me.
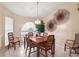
[25,34,28,38]
[36,33,39,37]
[25,33,30,46]
[8,32,14,42]
[47,35,55,46]
[28,32,33,37]
[74,33,79,44]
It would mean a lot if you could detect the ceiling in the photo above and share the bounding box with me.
[2,2,66,18]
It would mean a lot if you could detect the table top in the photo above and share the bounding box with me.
[30,36,48,43]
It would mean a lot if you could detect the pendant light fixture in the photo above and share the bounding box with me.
[35,2,41,24]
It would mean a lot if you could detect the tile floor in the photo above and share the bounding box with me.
[0,42,79,57]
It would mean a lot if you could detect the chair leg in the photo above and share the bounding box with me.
[8,43,10,49]
[64,44,66,51]
[74,48,76,53]
[25,48,28,53]
[24,39,25,49]
[25,46,28,53]
[14,43,16,50]
[45,51,48,57]
[51,49,54,57]
[53,45,55,54]
[69,48,72,56]
[25,42,30,53]
[19,41,20,47]
[28,47,31,57]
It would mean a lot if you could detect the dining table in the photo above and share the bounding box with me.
[29,36,48,57]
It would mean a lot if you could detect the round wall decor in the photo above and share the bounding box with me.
[47,20,57,32]
[54,9,70,25]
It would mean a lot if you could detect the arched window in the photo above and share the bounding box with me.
[21,22,37,32]
[21,22,37,37]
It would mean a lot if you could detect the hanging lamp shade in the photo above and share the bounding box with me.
[35,19,41,24]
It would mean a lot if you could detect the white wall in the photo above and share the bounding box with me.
[43,3,79,47]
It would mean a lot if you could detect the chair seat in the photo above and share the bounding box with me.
[13,37,20,42]
[13,39,20,42]
[26,39,37,48]
[66,43,79,48]
[40,43,52,50]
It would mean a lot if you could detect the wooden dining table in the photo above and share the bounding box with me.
[30,36,48,57]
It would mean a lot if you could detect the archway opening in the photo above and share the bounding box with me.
[21,22,37,42]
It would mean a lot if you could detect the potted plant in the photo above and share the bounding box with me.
[35,20,45,35]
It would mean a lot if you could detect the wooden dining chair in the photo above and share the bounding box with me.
[24,34,37,56]
[64,33,79,56]
[8,32,20,50]
[39,35,55,57]
[28,38,37,57]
